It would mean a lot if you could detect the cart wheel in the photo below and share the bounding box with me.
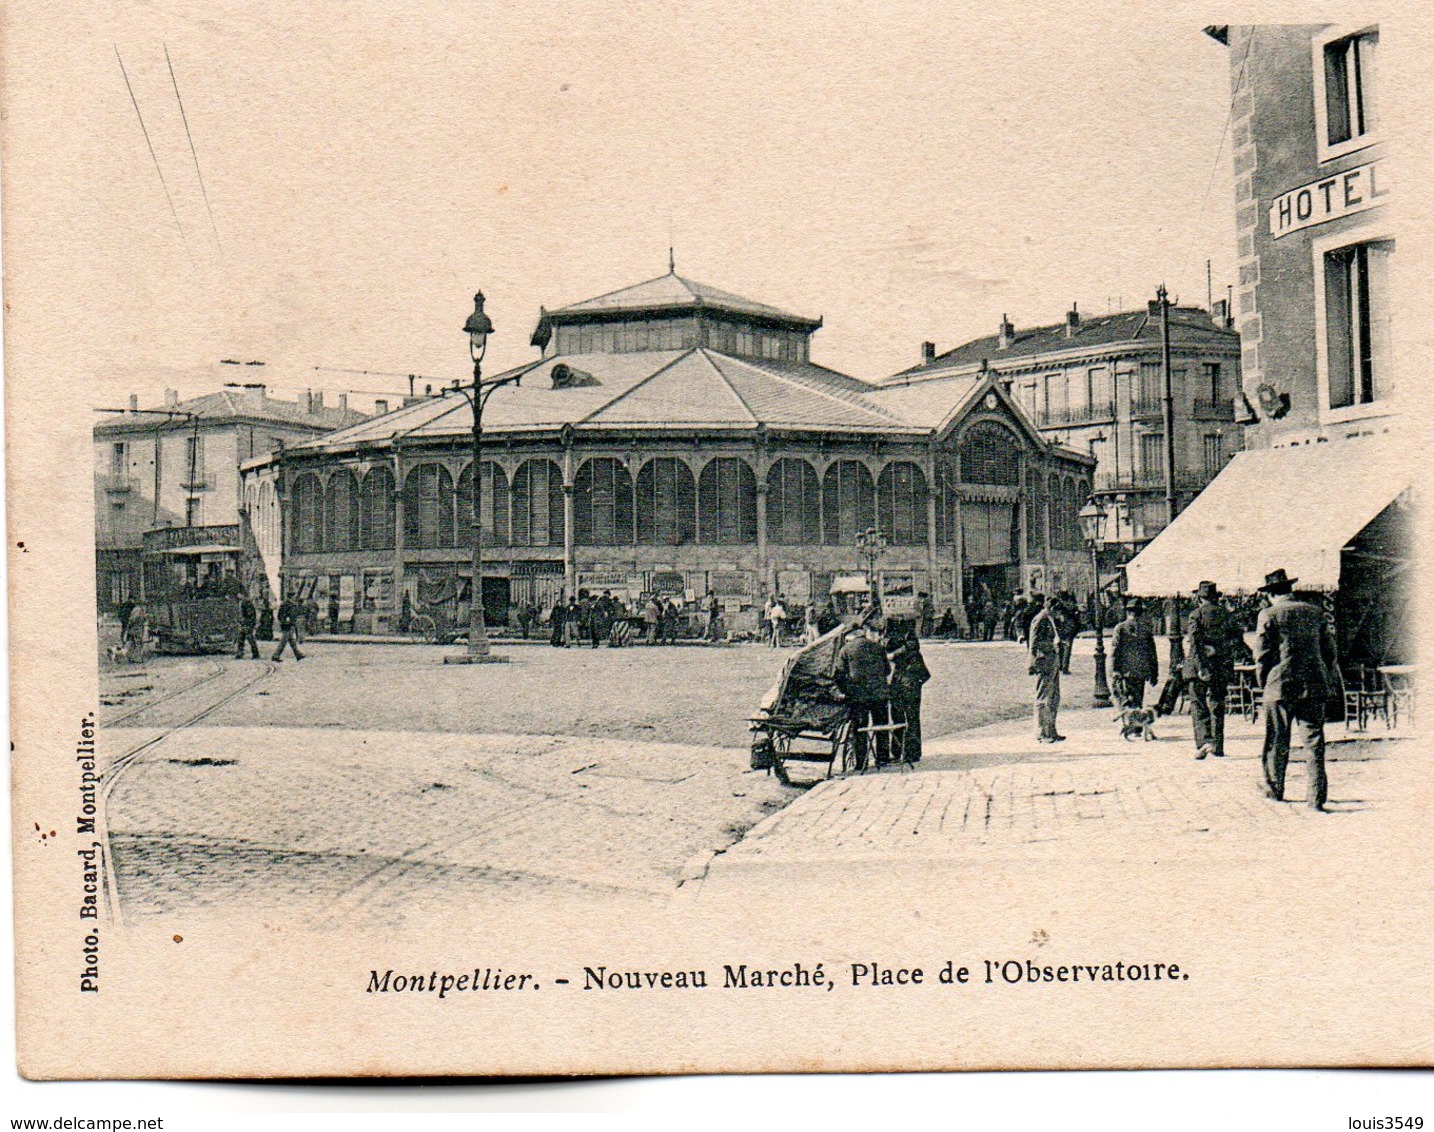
[772,734,792,786]
[412,615,438,644]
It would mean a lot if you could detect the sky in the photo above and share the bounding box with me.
[8,1,1240,411]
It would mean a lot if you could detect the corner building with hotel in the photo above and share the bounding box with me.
[240,271,1094,634]
[1128,24,1409,666]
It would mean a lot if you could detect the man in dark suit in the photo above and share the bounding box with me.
[271,594,305,662]
[1110,602,1159,709]
[1255,568,1337,810]
[835,622,893,768]
[1185,580,1240,759]
[1027,595,1064,743]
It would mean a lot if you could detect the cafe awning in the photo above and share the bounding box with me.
[1125,435,1409,596]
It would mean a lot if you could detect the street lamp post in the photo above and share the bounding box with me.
[444,292,523,665]
[854,527,889,618]
[1078,497,1113,708]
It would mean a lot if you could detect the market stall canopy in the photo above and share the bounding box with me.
[1125,435,1409,596]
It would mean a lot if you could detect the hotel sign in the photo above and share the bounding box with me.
[1269,161,1386,239]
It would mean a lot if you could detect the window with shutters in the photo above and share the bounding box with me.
[457,462,511,547]
[766,458,821,545]
[876,462,928,546]
[359,467,395,551]
[575,458,634,545]
[637,458,696,546]
[511,459,564,547]
[698,458,757,545]
[821,460,876,545]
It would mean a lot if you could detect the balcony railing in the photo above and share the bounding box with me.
[1093,473,1210,493]
[1130,395,1166,418]
[179,471,217,491]
[1036,401,1116,427]
[1193,397,1236,420]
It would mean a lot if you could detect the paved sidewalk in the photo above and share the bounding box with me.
[702,694,1416,885]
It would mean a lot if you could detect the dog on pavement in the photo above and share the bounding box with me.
[1116,706,1157,742]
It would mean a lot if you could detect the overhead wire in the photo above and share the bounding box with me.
[115,44,193,265]
[165,44,224,260]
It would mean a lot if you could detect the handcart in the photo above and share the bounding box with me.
[749,623,906,784]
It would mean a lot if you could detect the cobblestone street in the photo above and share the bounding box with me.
[96,637,1417,923]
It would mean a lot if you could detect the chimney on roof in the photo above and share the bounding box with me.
[303,389,313,414]
[1148,299,1162,316]
[128,394,139,411]
[374,399,389,415]
[164,389,178,408]
[921,341,936,364]
[313,390,324,410]
[1065,302,1080,338]
[997,315,1014,349]
[338,393,348,413]
[1211,298,1230,328]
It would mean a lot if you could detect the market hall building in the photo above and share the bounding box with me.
[1128,24,1410,667]
[239,270,1094,634]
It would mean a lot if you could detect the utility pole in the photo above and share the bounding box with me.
[1158,283,1177,529]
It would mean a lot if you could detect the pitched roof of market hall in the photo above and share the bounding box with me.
[288,273,1089,461]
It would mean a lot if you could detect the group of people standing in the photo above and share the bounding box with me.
[832,618,932,768]
[546,590,685,648]
[1106,571,1337,811]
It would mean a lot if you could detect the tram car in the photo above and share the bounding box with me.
[137,528,252,655]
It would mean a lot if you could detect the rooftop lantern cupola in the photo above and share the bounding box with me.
[529,270,822,364]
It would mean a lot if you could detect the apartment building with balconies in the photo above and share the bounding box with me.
[884,302,1243,566]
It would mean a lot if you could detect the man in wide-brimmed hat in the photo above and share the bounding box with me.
[1254,568,1337,810]
[1184,580,1241,759]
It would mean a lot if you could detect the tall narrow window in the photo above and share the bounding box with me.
[1324,30,1377,147]
[1140,433,1165,480]
[637,458,696,546]
[511,459,564,547]
[111,442,126,476]
[766,458,821,544]
[1325,240,1392,409]
[821,460,876,546]
[1203,362,1222,402]
[574,458,634,545]
[1203,434,1225,477]
[698,458,756,545]
[876,462,929,546]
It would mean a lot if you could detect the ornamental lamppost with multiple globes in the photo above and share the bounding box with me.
[444,292,523,665]
[1078,497,1113,707]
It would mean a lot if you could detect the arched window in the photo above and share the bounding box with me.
[1063,478,1083,551]
[574,458,634,545]
[457,462,511,547]
[636,458,696,546]
[959,421,1022,485]
[766,458,821,545]
[511,459,564,547]
[323,469,360,552]
[359,466,395,551]
[403,464,456,549]
[258,479,280,556]
[933,459,958,546]
[822,460,875,545]
[876,462,929,546]
[697,458,757,545]
[1028,471,1046,555]
[291,472,323,554]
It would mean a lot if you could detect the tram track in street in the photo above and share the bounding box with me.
[99,660,279,924]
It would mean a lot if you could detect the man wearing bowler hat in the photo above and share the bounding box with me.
[1254,568,1337,810]
[1185,580,1240,759]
